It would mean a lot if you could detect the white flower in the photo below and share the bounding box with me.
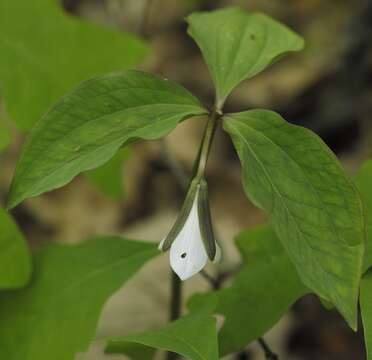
[159,178,220,280]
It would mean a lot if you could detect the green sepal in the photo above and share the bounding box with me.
[160,178,199,251]
[198,178,216,260]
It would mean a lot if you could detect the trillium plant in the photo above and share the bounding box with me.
[3,6,371,360]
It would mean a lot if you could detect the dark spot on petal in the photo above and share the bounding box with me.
[181,252,187,259]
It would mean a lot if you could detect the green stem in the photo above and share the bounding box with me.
[195,110,220,180]
[166,271,182,360]
[163,110,219,360]
[169,271,182,321]
[257,337,279,360]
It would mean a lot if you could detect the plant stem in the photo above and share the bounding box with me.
[161,110,279,359]
[200,269,219,288]
[162,110,219,360]
[195,110,219,180]
[165,271,182,360]
[200,268,235,290]
[257,337,279,360]
[169,271,182,321]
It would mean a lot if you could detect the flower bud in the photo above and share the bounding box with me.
[159,177,220,280]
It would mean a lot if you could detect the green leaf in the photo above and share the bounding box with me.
[7,70,207,209]
[106,314,219,360]
[223,110,364,329]
[355,160,372,272]
[0,207,31,289]
[187,7,304,108]
[236,224,284,262]
[361,270,372,359]
[188,225,308,355]
[0,0,148,130]
[0,236,158,360]
[0,115,11,152]
[86,147,130,199]
[106,342,155,360]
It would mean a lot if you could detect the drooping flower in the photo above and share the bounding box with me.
[159,177,220,280]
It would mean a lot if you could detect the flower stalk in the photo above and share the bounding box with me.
[195,109,219,181]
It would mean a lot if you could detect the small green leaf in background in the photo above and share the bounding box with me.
[7,70,207,209]
[86,148,130,199]
[0,0,147,130]
[188,226,308,356]
[0,207,31,289]
[0,114,11,152]
[106,314,219,360]
[355,160,372,272]
[0,237,158,360]
[187,7,304,108]
[223,110,364,329]
[361,270,372,360]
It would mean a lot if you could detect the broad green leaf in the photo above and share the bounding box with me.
[355,160,372,272]
[0,115,11,151]
[0,236,158,360]
[106,342,155,360]
[361,270,372,359]
[236,224,284,261]
[106,314,219,360]
[7,70,207,209]
[0,207,31,288]
[188,225,308,355]
[223,110,364,329]
[0,0,147,130]
[187,7,304,108]
[86,147,130,199]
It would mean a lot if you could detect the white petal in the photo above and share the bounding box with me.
[170,192,208,280]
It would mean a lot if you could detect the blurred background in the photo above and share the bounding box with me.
[1,0,372,359]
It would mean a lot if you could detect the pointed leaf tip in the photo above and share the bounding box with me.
[106,314,219,360]
[223,109,364,328]
[187,7,304,107]
[7,71,206,207]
